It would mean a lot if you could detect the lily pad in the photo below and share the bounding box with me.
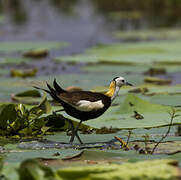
[0,57,31,65]
[5,148,82,163]
[10,68,38,78]
[56,159,179,180]
[2,153,181,180]
[83,94,181,129]
[114,28,181,41]
[144,76,171,85]
[55,40,181,65]
[83,64,181,74]
[13,90,41,98]
[136,94,181,107]
[144,85,181,95]
[11,90,42,104]
[0,68,9,76]
[23,48,49,58]
[0,41,68,53]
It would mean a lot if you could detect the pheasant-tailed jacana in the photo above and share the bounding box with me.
[35,77,132,144]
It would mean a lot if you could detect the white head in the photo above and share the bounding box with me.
[113,76,132,87]
[105,76,133,102]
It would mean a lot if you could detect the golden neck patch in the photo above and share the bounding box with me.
[105,81,116,97]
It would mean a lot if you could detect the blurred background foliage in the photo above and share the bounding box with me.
[0,0,181,27]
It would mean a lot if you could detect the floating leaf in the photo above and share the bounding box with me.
[83,94,181,129]
[10,68,38,78]
[144,76,171,85]
[23,48,49,58]
[56,159,179,180]
[136,94,181,107]
[11,90,41,105]
[0,42,68,53]
[55,40,181,65]
[114,28,181,41]
[14,90,41,98]
[0,57,31,65]
[83,64,181,74]
[144,67,166,76]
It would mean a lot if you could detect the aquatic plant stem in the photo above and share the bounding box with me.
[151,108,179,154]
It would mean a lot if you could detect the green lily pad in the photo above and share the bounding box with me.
[0,57,31,65]
[56,159,179,180]
[136,94,181,107]
[83,64,149,73]
[5,148,82,163]
[0,68,9,76]
[144,85,181,95]
[114,28,181,41]
[0,41,68,53]
[83,94,181,129]
[10,68,38,78]
[14,90,41,98]
[11,90,42,104]
[144,76,171,85]
[2,153,181,180]
[83,64,181,74]
[55,40,181,65]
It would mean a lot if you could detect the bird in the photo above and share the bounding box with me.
[34,76,132,144]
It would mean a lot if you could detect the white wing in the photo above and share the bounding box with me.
[74,100,104,112]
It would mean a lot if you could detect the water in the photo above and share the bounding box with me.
[0,0,114,54]
[1,0,181,50]
[0,0,181,78]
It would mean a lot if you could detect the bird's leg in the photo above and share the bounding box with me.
[69,120,83,144]
[67,119,75,135]
[51,110,83,144]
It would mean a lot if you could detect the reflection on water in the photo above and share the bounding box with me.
[50,0,79,15]
[1,0,181,27]
[0,0,181,51]
[1,0,27,25]
[92,0,181,30]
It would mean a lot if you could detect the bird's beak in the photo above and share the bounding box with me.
[125,82,133,86]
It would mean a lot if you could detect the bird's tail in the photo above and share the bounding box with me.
[33,79,65,102]
[53,79,66,93]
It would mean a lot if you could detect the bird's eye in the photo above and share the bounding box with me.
[122,79,125,83]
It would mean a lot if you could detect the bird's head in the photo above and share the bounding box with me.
[112,76,133,87]
[105,76,133,101]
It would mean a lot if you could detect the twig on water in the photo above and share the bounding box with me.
[126,130,132,146]
[151,108,180,154]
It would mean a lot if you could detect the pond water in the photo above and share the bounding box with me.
[1,0,181,52]
[0,0,181,78]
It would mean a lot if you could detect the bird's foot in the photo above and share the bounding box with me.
[69,130,84,145]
